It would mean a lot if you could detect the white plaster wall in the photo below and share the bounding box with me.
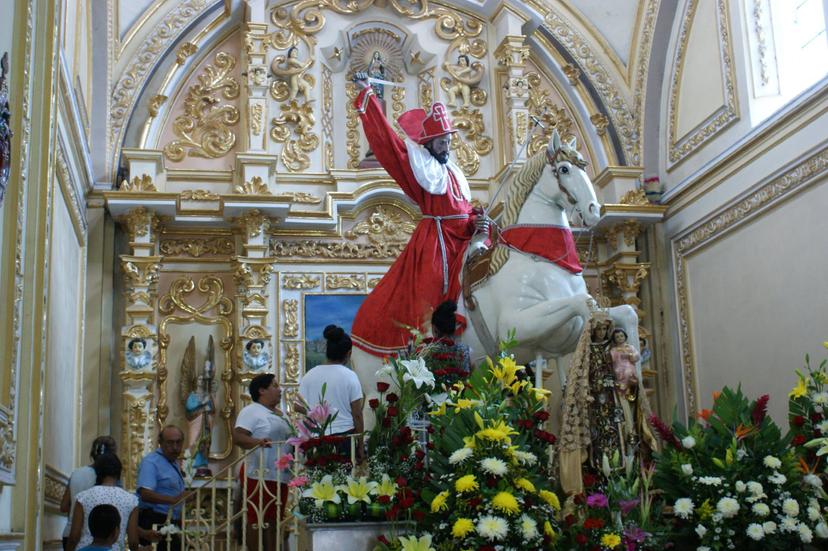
[569,0,640,66]
[685,177,828,424]
[43,189,85,542]
[118,0,157,42]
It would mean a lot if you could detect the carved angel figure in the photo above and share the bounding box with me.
[180,336,216,476]
[126,338,152,371]
[243,338,270,371]
[270,46,314,102]
[443,54,484,108]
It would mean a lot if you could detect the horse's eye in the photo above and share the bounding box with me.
[560,166,569,174]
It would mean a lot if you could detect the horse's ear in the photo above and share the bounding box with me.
[567,137,577,150]
[550,129,561,153]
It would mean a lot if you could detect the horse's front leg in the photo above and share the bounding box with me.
[497,293,593,346]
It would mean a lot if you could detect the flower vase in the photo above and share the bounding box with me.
[324,501,342,521]
[367,501,387,519]
[345,501,364,521]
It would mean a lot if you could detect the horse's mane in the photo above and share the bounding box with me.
[488,150,548,277]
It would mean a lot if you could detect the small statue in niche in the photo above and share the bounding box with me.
[125,338,152,371]
[270,46,314,102]
[243,338,270,371]
[443,54,484,108]
[180,336,216,477]
[367,50,386,102]
[610,329,639,398]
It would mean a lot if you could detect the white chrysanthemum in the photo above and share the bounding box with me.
[735,480,746,493]
[480,457,508,476]
[799,523,813,543]
[769,472,787,485]
[763,455,782,469]
[808,507,822,522]
[512,450,538,466]
[818,420,828,433]
[519,514,539,540]
[782,499,800,517]
[674,498,695,519]
[697,476,722,486]
[476,515,509,541]
[780,516,799,532]
[449,447,473,464]
[813,392,828,405]
[746,523,764,541]
[762,521,777,535]
[804,474,823,488]
[752,503,770,517]
[682,436,696,449]
[716,497,740,518]
[681,464,693,476]
[736,448,748,460]
[747,481,764,496]
[815,522,828,538]
[695,524,707,538]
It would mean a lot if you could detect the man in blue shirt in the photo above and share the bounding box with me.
[136,425,186,551]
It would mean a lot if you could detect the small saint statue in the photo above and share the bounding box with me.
[367,50,386,102]
[443,54,484,108]
[243,339,270,371]
[180,336,216,478]
[126,338,152,371]
[610,329,640,397]
[270,46,314,102]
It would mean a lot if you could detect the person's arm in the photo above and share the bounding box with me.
[127,507,141,551]
[137,487,185,505]
[350,398,365,462]
[59,482,71,514]
[232,426,270,450]
[66,501,84,551]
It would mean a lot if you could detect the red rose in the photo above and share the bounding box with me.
[413,509,426,522]
[533,410,550,422]
[400,455,409,462]
[415,461,424,470]
[387,406,399,417]
[812,413,824,423]
[427,425,435,434]
[793,434,807,446]
[426,441,434,449]
[399,495,414,509]
[467,497,482,509]
[564,514,577,527]
[386,393,399,403]
[583,517,604,530]
[369,398,379,409]
[377,382,390,392]
[377,495,391,504]
[415,449,425,460]
[486,477,497,488]
[583,473,598,488]
[793,415,806,427]
[576,533,588,545]
[377,535,390,545]
[396,476,408,487]
[382,416,391,427]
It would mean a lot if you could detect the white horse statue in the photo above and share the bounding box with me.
[352,130,639,418]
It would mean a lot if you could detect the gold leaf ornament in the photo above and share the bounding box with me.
[270,100,319,172]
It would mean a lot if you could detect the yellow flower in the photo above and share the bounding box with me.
[514,478,536,493]
[430,490,450,513]
[455,474,479,493]
[543,520,555,537]
[600,533,621,548]
[451,517,475,538]
[538,489,560,510]
[790,377,808,399]
[455,398,475,410]
[823,341,828,349]
[342,476,378,504]
[492,491,520,515]
[430,401,447,417]
[531,387,551,401]
[508,379,530,395]
[491,356,522,387]
[375,474,397,498]
[698,498,713,520]
[398,534,435,551]
[301,475,342,508]
[462,435,476,449]
[476,419,519,444]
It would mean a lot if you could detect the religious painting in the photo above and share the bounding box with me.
[303,294,366,372]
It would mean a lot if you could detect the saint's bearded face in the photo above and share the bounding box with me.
[426,135,451,165]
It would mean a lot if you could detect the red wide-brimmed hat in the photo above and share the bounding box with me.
[396,102,457,145]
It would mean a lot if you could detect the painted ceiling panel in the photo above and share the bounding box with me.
[568,0,640,66]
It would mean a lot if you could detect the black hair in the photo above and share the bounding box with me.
[458,54,470,65]
[287,46,298,56]
[88,504,120,540]
[246,339,265,351]
[323,325,352,363]
[249,373,276,403]
[432,300,457,337]
[127,338,146,350]
[90,436,117,461]
[611,328,628,344]
[93,453,122,485]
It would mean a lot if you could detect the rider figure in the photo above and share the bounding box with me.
[350,72,490,356]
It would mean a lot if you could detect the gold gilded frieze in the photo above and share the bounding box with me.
[282,299,299,337]
[159,236,235,258]
[282,273,321,290]
[325,274,366,291]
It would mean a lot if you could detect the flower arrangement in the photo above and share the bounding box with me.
[559,451,666,550]
[417,336,469,390]
[789,348,828,476]
[288,390,352,475]
[652,386,828,549]
[414,346,562,549]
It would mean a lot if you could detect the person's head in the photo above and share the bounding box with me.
[246,339,264,357]
[89,435,117,462]
[250,373,281,406]
[158,425,184,461]
[93,453,122,485]
[425,134,452,165]
[87,504,121,545]
[611,328,628,346]
[128,338,146,354]
[432,300,458,337]
[591,320,611,342]
[458,54,470,67]
[323,325,352,363]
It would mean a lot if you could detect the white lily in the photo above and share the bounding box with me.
[400,358,435,389]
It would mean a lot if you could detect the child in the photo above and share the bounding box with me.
[78,504,120,551]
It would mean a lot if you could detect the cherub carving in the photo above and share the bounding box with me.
[270,46,314,102]
[443,54,484,108]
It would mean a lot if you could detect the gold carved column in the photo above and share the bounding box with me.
[494,35,530,162]
[233,210,276,390]
[118,207,162,488]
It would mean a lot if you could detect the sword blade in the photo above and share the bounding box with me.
[366,77,405,88]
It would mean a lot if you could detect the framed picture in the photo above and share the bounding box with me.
[304,294,366,371]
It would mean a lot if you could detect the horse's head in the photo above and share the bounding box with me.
[544,130,601,227]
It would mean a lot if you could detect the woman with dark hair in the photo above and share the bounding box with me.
[420,300,471,380]
[60,436,117,549]
[298,325,364,460]
[66,453,143,551]
[233,374,293,551]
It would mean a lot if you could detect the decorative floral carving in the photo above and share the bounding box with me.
[283,342,300,383]
[148,95,167,117]
[590,113,609,136]
[326,274,366,290]
[562,64,581,85]
[119,174,157,192]
[159,237,235,257]
[277,191,321,204]
[176,42,198,65]
[346,205,417,242]
[525,72,576,157]
[282,299,299,337]
[270,100,319,172]
[618,189,649,206]
[345,82,360,169]
[234,176,271,195]
[249,104,264,136]
[163,52,240,161]
[449,107,492,176]
[122,207,159,239]
[282,274,321,289]
[180,189,220,200]
[236,209,270,238]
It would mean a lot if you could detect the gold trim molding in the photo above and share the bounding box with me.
[673,146,828,415]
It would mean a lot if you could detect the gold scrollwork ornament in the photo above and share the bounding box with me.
[234,176,271,195]
[270,100,319,172]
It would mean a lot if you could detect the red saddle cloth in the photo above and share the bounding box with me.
[499,224,583,274]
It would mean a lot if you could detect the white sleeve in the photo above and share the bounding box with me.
[235,405,258,432]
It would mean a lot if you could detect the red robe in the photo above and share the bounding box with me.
[351,88,475,356]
